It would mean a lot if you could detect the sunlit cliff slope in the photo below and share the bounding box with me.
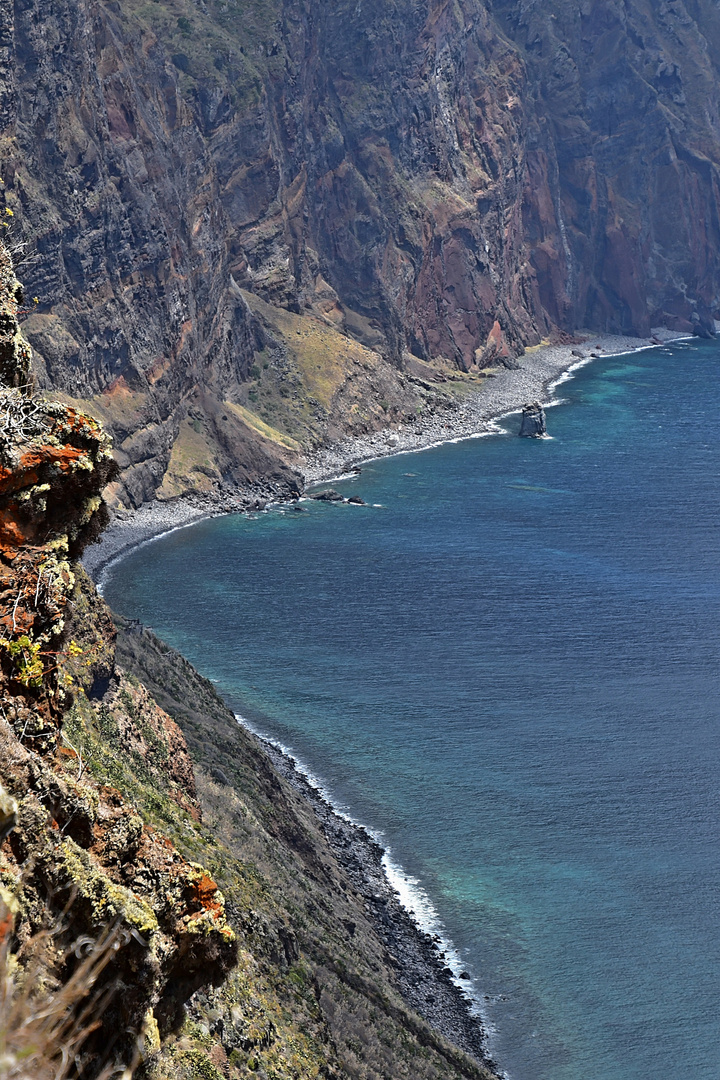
[0,241,497,1078]
[1,0,719,504]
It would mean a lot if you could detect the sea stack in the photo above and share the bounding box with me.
[519,402,547,437]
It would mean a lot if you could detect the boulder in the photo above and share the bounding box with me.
[309,489,344,502]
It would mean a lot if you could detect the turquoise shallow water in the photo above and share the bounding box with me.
[104,341,720,1080]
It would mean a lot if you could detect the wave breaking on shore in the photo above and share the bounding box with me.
[84,329,687,585]
[234,711,506,1075]
[302,329,688,485]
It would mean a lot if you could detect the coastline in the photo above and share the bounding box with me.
[82,329,686,583]
[301,329,686,482]
[237,714,504,1075]
[82,327,690,1072]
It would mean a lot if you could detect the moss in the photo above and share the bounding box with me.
[63,700,189,835]
[171,1050,225,1080]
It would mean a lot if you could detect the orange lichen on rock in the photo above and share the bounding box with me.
[0,241,239,1076]
[0,246,117,723]
[0,509,27,548]
[187,871,224,920]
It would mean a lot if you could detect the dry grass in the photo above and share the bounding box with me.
[0,388,52,452]
[0,903,138,1080]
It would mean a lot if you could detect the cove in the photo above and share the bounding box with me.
[103,340,720,1080]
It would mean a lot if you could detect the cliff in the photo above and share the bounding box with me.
[1,0,718,506]
[0,243,237,1075]
[0,239,498,1077]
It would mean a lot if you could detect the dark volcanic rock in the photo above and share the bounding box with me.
[494,0,720,339]
[309,488,345,501]
[519,401,547,437]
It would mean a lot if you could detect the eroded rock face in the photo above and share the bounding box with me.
[494,0,720,338]
[0,246,236,1074]
[3,0,719,504]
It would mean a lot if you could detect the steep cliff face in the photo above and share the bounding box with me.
[0,243,237,1075]
[0,241,498,1079]
[2,0,720,505]
[494,0,720,338]
[0,0,305,508]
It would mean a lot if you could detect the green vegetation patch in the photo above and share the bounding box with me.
[223,400,302,452]
[157,417,222,500]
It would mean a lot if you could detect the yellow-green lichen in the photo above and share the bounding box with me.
[57,839,159,938]
[142,1009,162,1054]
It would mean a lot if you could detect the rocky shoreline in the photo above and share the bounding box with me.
[83,329,686,583]
[241,721,502,1074]
[302,329,686,481]
[82,327,689,1075]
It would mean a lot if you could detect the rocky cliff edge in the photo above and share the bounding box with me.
[0,244,237,1075]
[0,242,498,1079]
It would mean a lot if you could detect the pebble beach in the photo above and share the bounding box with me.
[83,329,686,582]
[88,326,692,1074]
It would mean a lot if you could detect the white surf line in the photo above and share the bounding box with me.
[95,514,211,595]
[307,422,509,484]
[495,335,696,428]
[234,710,503,1065]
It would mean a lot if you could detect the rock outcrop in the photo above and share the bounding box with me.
[0,247,236,1075]
[519,401,546,437]
[1,0,718,505]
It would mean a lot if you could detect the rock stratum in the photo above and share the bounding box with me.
[0,240,498,1077]
[0,0,718,505]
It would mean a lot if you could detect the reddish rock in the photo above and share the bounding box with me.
[0,241,236,1073]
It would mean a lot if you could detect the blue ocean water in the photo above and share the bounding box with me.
[103,340,720,1080]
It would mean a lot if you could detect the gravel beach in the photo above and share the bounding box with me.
[82,497,217,582]
[302,329,687,482]
[83,330,685,583]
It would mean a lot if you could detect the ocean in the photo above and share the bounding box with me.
[102,339,720,1080]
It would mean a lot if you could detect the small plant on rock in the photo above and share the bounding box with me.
[1,635,44,689]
